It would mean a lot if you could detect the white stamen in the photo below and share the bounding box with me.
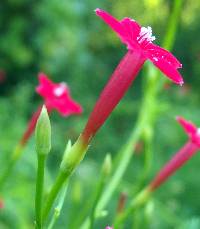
[197,128,200,135]
[54,83,67,97]
[153,57,158,62]
[137,26,156,44]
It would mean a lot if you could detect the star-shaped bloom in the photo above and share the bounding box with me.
[95,8,183,85]
[36,73,82,116]
[19,73,82,146]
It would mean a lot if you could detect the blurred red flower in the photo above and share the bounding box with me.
[36,73,82,116]
[20,73,82,145]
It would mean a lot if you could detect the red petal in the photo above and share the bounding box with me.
[52,98,83,117]
[146,44,183,84]
[95,8,141,50]
[95,8,125,38]
[36,73,54,97]
[38,72,54,87]
[176,116,197,136]
[146,43,182,69]
[120,17,141,49]
[152,60,183,85]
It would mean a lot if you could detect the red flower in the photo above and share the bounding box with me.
[20,73,82,146]
[95,9,183,85]
[81,9,183,144]
[36,73,82,116]
[149,117,200,191]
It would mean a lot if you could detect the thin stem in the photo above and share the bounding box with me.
[35,154,46,229]
[133,128,154,194]
[47,182,68,229]
[89,174,106,229]
[0,106,43,190]
[163,0,183,51]
[42,171,67,223]
[155,200,182,226]
[0,159,15,189]
[143,135,153,181]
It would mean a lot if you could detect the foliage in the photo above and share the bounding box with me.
[0,0,200,228]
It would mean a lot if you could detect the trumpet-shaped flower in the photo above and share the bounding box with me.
[149,117,200,191]
[81,9,183,144]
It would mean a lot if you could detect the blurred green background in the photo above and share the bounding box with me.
[0,0,200,228]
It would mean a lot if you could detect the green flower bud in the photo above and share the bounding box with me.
[101,154,112,176]
[35,106,51,155]
[60,137,88,174]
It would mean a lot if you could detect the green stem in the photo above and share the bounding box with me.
[163,0,183,50]
[89,174,106,229]
[0,144,23,190]
[42,137,87,223]
[0,160,15,189]
[42,171,67,223]
[47,182,68,229]
[35,154,46,229]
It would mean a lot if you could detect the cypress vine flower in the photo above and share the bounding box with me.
[81,9,183,144]
[95,9,183,84]
[36,73,82,117]
[149,116,200,191]
[19,73,82,146]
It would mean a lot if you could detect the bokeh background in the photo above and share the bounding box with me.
[0,0,200,228]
